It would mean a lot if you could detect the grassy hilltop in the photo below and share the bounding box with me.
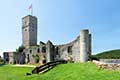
[0,62,120,80]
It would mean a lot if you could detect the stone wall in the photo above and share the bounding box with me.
[57,29,91,63]
[39,41,46,64]
[46,41,55,62]
[3,52,15,64]
[24,46,40,64]
[100,59,120,63]
[57,36,80,62]
[93,60,120,70]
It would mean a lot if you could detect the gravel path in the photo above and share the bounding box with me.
[11,64,36,67]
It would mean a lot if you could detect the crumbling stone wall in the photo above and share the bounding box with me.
[46,41,55,62]
[93,60,120,70]
[24,46,40,64]
[3,52,15,64]
[57,36,80,62]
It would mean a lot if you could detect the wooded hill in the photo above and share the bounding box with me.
[94,49,120,59]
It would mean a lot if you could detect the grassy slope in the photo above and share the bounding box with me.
[95,49,120,59]
[0,65,40,80]
[40,63,120,80]
[1,63,120,80]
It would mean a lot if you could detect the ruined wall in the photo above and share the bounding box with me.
[39,41,46,64]
[46,41,55,62]
[93,60,120,70]
[3,52,15,64]
[56,29,91,63]
[24,46,40,64]
[57,36,80,63]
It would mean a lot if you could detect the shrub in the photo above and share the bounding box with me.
[0,58,5,65]
[89,55,99,61]
[32,54,39,63]
[16,45,25,54]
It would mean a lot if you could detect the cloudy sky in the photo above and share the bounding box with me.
[0,0,120,56]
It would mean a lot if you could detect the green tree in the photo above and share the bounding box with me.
[16,45,25,54]
[15,45,25,64]
[32,54,39,63]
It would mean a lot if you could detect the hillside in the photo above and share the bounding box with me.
[94,49,120,59]
[40,63,120,80]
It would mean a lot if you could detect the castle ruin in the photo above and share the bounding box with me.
[3,15,92,64]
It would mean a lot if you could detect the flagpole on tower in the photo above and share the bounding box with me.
[31,4,33,15]
[28,4,33,15]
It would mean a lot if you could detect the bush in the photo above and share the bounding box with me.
[32,54,39,63]
[89,55,99,61]
[16,45,25,54]
[0,58,5,65]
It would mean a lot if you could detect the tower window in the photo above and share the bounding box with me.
[42,47,46,53]
[25,29,27,31]
[30,50,32,53]
[37,48,40,53]
[68,46,72,54]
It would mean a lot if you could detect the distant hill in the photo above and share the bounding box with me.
[94,49,120,59]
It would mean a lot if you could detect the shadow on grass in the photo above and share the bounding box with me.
[26,60,67,76]
[0,64,6,67]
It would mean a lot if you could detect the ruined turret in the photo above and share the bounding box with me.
[80,29,91,62]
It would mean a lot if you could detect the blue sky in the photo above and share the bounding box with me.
[0,0,120,56]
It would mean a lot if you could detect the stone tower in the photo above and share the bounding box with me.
[80,29,91,62]
[22,15,37,47]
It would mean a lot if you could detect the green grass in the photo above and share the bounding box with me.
[0,65,40,80]
[40,62,120,80]
[1,63,120,80]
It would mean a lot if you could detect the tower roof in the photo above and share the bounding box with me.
[22,15,37,19]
